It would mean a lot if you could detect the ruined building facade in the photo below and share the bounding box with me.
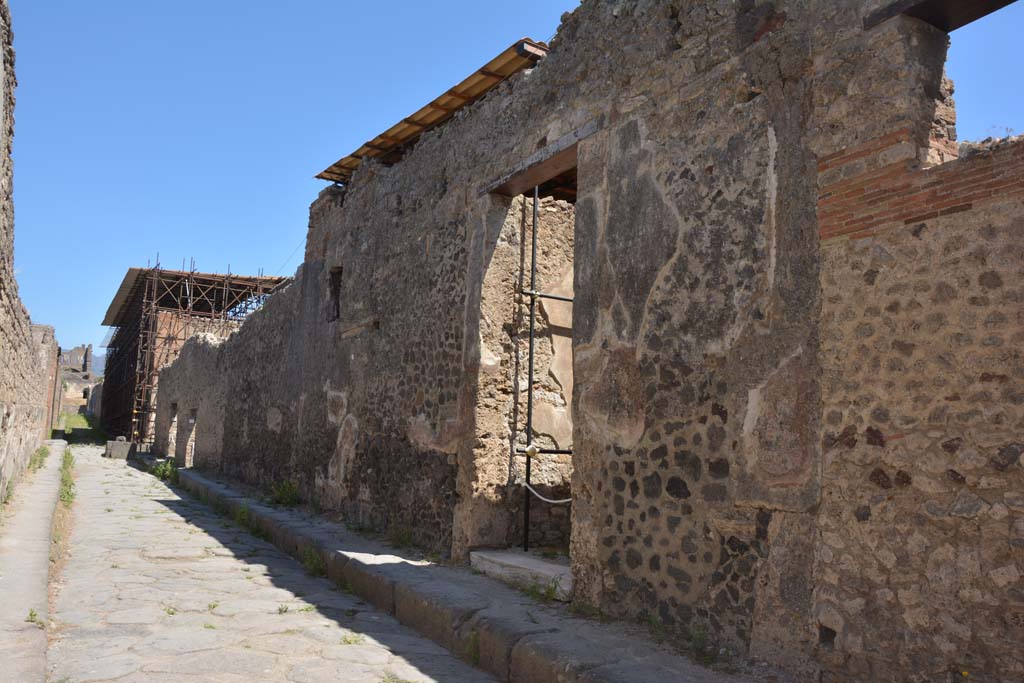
[57,343,100,418]
[154,1,1024,681]
[100,267,286,443]
[0,0,60,499]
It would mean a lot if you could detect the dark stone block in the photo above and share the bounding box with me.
[991,442,1023,471]
[642,472,662,498]
[869,468,893,489]
[665,477,691,499]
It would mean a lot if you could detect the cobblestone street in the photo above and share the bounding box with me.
[46,446,493,683]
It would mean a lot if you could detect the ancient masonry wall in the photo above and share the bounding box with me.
[814,133,1024,681]
[0,0,60,500]
[154,2,1021,681]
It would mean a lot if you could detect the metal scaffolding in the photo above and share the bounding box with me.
[100,262,287,444]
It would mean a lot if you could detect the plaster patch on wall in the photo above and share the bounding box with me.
[763,125,778,319]
[737,344,820,510]
[326,389,348,426]
[479,333,501,376]
[325,414,358,495]
[266,407,283,433]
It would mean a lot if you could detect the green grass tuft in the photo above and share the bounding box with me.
[269,480,301,506]
[29,446,49,472]
[302,546,326,577]
[149,459,179,484]
[59,449,75,508]
[25,608,44,629]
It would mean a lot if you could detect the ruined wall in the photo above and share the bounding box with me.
[814,130,1024,681]
[59,343,92,372]
[0,0,60,499]
[153,333,227,469]
[153,1,1021,679]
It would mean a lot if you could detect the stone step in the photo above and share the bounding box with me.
[173,468,780,683]
[470,549,573,602]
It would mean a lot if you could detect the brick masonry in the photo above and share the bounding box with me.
[818,130,1024,240]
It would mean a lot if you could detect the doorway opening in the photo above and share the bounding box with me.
[466,138,582,595]
[167,403,178,460]
[182,408,197,468]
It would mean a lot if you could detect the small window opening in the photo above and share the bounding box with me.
[83,387,90,399]
[819,624,837,651]
[327,267,343,322]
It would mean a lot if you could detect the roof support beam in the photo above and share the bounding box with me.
[864,0,1016,31]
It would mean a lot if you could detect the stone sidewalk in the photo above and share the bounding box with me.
[46,446,494,682]
[0,440,66,682]
[177,468,786,683]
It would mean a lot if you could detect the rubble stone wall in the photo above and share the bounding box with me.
[815,131,1024,681]
[154,2,1021,680]
[0,0,60,500]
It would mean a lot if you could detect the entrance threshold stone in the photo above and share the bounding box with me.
[471,549,573,601]
[174,467,776,683]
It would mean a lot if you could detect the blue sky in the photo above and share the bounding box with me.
[9,1,1023,355]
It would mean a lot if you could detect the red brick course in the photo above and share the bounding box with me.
[817,133,1024,241]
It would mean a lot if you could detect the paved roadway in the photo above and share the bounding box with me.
[46,445,493,683]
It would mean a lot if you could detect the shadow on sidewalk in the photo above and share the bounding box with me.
[144,467,491,682]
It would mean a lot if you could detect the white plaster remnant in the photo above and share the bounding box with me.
[266,407,282,433]
[764,125,778,304]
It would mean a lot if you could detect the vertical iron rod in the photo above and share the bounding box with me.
[524,186,539,552]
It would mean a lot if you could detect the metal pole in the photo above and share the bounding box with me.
[524,186,539,552]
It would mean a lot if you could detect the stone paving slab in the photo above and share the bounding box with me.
[0,439,67,682]
[46,446,495,682]
[177,468,788,683]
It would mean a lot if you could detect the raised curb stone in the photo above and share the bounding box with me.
[176,468,765,683]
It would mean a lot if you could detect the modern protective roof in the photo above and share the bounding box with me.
[316,38,548,184]
[101,268,288,328]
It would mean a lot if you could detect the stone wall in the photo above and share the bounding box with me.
[0,0,60,500]
[153,2,1021,680]
[59,343,92,373]
[814,132,1024,681]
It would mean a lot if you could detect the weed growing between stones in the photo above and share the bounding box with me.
[302,547,326,577]
[680,621,733,669]
[207,601,219,611]
[464,630,480,665]
[24,608,44,629]
[59,449,75,507]
[379,674,415,683]
[521,578,559,603]
[164,606,177,616]
[28,445,49,472]
[269,480,301,507]
[232,504,251,527]
[149,459,178,484]
[340,631,365,645]
[278,604,289,614]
